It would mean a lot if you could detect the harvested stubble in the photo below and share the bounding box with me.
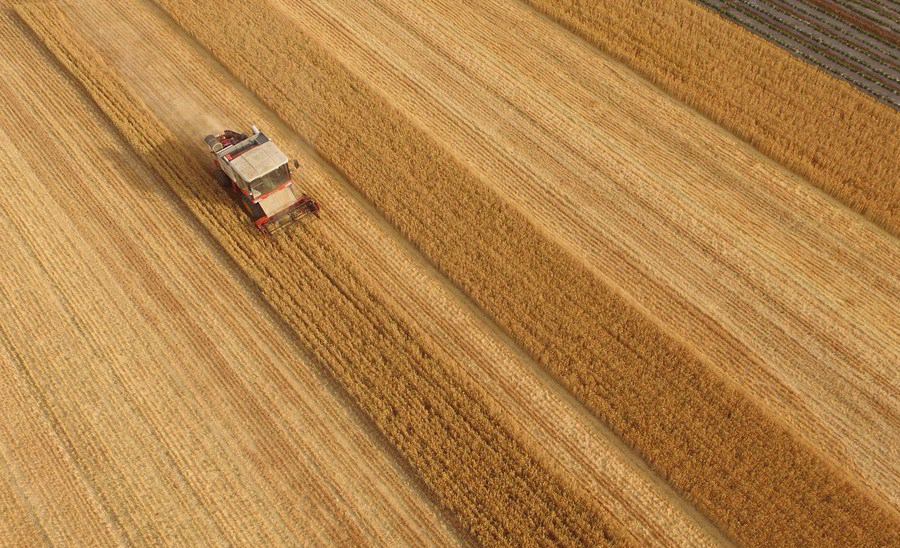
[149,0,900,545]
[524,0,900,236]
[15,3,630,545]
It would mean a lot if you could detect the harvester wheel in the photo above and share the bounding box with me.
[213,169,231,188]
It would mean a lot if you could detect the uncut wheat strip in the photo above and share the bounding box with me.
[63,1,724,544]
[266,220,608,545]
[293,0,900,507]
[320,0,887,354]
[273,202,611,546]
[523,0,900,235]
[300,0,900,356]
[316,0,900,370]
[154,0,900,544]
[383,0,900,322]
[288,0,900,496]
[318,0,899,508]
[528,0,890,186]
[0,19,428,543]
[17,5,634,545]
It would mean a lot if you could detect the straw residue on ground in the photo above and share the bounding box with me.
[0,3,459,545]
[5,0,899,545]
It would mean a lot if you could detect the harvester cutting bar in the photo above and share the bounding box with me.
[257,195,320,234]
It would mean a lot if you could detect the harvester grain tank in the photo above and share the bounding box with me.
[204,126,319,233]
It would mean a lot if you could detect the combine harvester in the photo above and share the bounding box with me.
[205,126,320,234]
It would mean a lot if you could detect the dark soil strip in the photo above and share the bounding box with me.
[699,0,900,108]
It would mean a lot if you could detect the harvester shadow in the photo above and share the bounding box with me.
[101,145,171,199]
[101,140,239,224]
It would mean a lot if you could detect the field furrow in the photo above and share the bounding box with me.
[16,3,635,544]
[142,0,900,544]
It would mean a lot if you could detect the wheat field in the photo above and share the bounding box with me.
[3,0,899,546]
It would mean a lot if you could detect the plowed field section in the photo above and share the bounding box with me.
[0,4,458,545]
[149,0,900,545]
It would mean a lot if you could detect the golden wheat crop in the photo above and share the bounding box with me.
[524,0,900,236]
[15,3,631,545]
[66,0,735,542]
[143,0,900,545]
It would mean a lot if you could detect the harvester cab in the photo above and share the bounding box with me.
[204,126,320,234]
